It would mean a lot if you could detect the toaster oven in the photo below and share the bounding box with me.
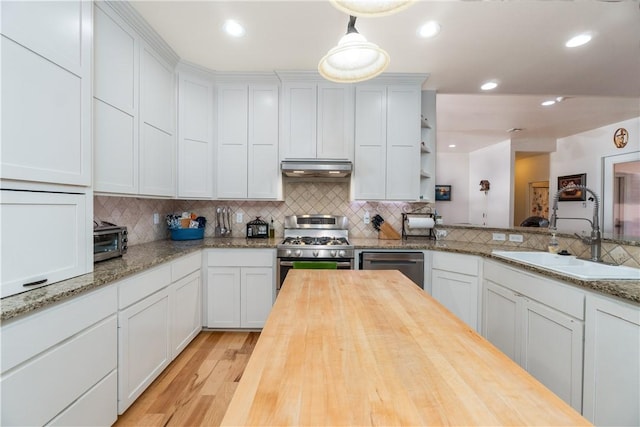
[94,223,128,262]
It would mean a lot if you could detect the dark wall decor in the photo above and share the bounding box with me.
[435,185,451,201]
[557,173,587,201]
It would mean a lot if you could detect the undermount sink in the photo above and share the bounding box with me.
[492,250,640,280]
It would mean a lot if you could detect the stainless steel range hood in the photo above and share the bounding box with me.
[281,159,352,178]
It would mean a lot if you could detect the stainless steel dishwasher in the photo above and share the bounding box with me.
[359,252,424,288]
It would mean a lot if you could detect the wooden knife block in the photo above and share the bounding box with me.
[378,222,401,240]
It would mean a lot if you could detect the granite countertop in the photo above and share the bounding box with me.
[2,236,638,321]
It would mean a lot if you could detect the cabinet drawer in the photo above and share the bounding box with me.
[1,286,116,373]
[207,249,274,267]
[171,252,202,282]
[432,251,479,276]
[0,190,89,298]
[118,264,171,309]
[484,260,585,320]
[1,317,117,427]
[48,370,117,427]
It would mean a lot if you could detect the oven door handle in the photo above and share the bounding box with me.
[279,261,353,268]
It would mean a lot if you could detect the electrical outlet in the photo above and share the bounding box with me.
[363,211,370,224]
[492,233,506,241]
[236,212,243,223]
[509,234,524,242]
[153,213,159,225]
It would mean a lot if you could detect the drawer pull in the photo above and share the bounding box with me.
[23,278,48,287]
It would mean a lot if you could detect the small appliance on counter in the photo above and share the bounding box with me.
[247,217,269,239]
[94,220,128,262]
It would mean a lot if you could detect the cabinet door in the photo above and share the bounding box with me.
[217,85,249,199]
[1,0,91,186]
[248,85,279,199]
[241,267,273,328]
[93,4,139,194]
[386,85,420,200]
[522,298,583,412]
[118,289,171,414]
[0,190,89,298]
[280,82,316,159]
[170,271,202,357]
[354,86,387,200]
[206,267,241,328]
[139,44,175,197]
[317,84,354,160]
[432,269,479,331]
[583,293,640,426]
[178,72,214,198]
[483,280,521,362]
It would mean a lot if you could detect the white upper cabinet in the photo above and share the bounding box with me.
[217,84,249,199]
[93,4,139,194]
[353,76,424,201]
[248,85,280,199]
[216,76,279,200]
[177,67,214,199]
[353,86,387,200]
[139,45,176,197]
[278,72,354,161]
[1,0,92,186]
[93,2,177,197]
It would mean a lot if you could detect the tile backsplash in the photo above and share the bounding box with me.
[94,181,639,268]
[95,180,418,246]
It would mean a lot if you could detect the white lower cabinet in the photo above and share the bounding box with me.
[0,286,118,427]
[582,292,640,426]
[117,253,202,414]
[118,285,171,414]
[431,252,480,331]
[206,249,274,329]
[482,260,584,412]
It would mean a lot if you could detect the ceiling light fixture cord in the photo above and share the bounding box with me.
[347,15,358,34]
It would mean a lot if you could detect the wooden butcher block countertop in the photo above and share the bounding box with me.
[221,270,590,426]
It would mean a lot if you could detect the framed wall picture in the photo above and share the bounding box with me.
[435,185,452,201]
[557,173,586,201]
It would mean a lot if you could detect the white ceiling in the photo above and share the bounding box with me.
[130,0,640,153]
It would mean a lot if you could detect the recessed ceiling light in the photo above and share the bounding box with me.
[418,21,441,38]
[223,19,245,37]
[481,81,498,91]
[541,100,556,106]
[565,33,592,48]
[448,144,456,148]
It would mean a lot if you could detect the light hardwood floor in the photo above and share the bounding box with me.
[114,331,259,427]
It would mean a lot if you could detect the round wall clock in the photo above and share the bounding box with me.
[613,127,629,148]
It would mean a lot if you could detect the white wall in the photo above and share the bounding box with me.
[468,140,512,227]
[550,117,640,233]
[434,152,469,224]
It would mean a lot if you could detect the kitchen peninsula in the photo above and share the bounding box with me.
[220,269,590,426]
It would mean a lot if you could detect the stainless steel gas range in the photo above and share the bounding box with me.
[276,214,354,291]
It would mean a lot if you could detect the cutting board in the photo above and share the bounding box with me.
[378,222,401,240]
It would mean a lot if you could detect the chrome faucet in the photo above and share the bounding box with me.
[549,185,602,262]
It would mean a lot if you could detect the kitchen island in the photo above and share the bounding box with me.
[220,270,590,426]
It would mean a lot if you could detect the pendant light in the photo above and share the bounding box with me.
[330,0,414,17]
[318,15,389,83]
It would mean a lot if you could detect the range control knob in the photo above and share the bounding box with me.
[313,250,319,257]
[285,249,292,257]
[338,250,346,257]
[330,250,337,257]
[294,249,302,257]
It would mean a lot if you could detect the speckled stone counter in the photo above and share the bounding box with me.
[2,236,638,321]
[0,237,278,321]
